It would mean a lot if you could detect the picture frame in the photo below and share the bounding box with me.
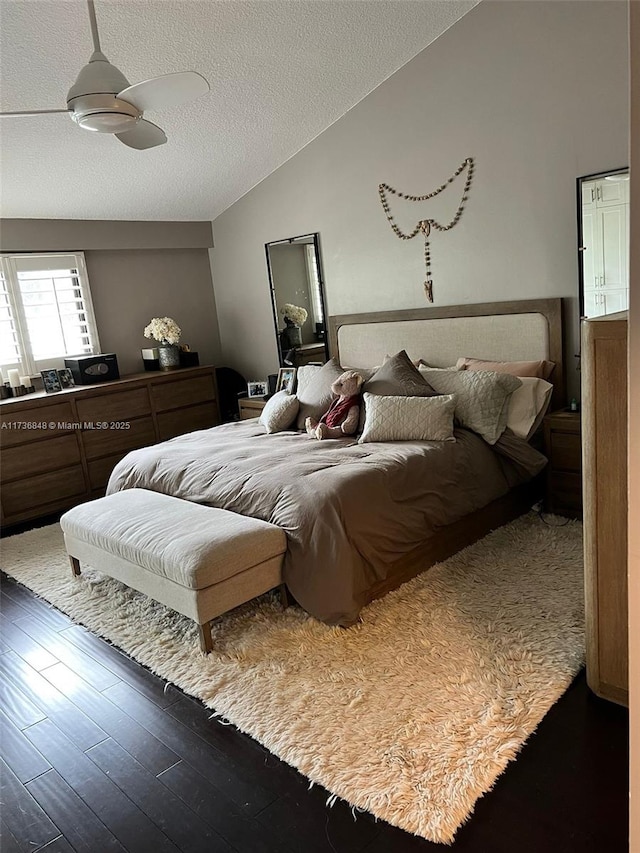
[40,368,62,394]
[276,367,297,394]
[56,368,75,389]
[247,381,267,398]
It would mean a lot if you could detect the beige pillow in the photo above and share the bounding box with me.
[359,393,456,444]
[259,390,300,434]
[359,350,437,432]
[506,377,553,440]
[419,367,521,444]
[456,356,555,380]
[296,358,344,429]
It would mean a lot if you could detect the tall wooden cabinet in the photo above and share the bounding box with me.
[581,312,628,705]
[0,366,219,528]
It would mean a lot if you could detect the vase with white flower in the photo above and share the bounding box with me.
[144,317,182,370]
[280,303,308,350]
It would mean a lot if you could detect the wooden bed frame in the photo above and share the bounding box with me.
[327,297,565,606]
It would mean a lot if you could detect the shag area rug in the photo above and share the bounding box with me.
[1,513,584,844]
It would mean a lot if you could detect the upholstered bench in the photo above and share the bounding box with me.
[60,489,288,653]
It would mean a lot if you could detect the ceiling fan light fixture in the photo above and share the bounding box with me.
[68,94,141,133]
[76,112,140,133]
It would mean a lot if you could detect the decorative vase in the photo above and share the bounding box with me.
[158,344,180,371]
[282,322,302,349]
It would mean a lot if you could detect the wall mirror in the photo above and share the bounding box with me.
[577,167,629,318]
[265,233,329,368]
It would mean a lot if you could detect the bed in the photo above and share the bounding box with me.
[107,298,564,626]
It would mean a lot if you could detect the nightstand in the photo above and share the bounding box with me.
[239,397,267,420]
[543,410,582,518]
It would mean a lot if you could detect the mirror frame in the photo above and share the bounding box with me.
[576,165,629,319]
[265,232,330,368]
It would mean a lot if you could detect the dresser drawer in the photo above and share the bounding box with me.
[87,453,131,490]
[151,375,216,413]
[81,416,156,460]
[157,402,217,441]
[0,401,75,447]
[1,434,80,482]
[76,388,151,423]
[549,431,581,472]
[2,465,87,515]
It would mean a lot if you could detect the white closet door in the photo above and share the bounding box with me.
[597,179,627,206]
[600,206,627,289]
[583,290,604,318]
[581,207,599,297]
[603,289,628,315]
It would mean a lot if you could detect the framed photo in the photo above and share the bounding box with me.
[276,367,297,394]
[56,368,75,389]
[40,368,62,394]
[247,381,267,398]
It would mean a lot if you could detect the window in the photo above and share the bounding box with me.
[0,253,100,376]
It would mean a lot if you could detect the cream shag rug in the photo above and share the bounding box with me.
[1,513,584,844]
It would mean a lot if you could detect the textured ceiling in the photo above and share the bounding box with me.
[0,0,476,220]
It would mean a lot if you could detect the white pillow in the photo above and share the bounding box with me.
[419,367,521,444]
[359,393,456,444]
[259,391,300,434]
[506,377,553,440]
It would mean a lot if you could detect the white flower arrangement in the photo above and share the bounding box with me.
[281,303,308,326]
[143,317,181,345]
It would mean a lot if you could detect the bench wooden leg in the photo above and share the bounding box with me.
[69,556,81,577]
[279,583,290,609]
[198,621,213,654]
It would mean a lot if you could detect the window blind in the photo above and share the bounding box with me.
[0,253,100,375]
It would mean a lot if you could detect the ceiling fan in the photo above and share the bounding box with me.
[0,0,210,149]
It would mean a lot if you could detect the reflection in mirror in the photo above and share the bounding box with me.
[265,233,329,368]
[578,167,629,318]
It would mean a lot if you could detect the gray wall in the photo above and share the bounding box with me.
[0,219,221,376]
[211,1,629,400]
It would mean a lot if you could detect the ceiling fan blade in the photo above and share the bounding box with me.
[115,119,167,150]
[118,71,209,113]
[0,110,69,117]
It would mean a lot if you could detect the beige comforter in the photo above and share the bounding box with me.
[107,420,542,625]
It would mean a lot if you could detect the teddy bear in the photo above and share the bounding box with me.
[305,370,364,439]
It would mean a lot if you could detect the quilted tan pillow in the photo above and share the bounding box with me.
[259,391,300,434]
[419,367,521,444]
[359,393,456,443]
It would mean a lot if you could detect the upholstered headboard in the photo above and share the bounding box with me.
[329,298,565,409]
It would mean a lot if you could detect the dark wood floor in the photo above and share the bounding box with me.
[0,569,628,853]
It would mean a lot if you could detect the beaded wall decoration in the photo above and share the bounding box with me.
[378,157,474,302]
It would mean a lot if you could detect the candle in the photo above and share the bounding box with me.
[7,369,21,388]
[20,375,33,388]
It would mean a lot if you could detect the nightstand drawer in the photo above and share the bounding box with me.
[548,471,582,513]
[239,398,266,420]
[549,432,581,472]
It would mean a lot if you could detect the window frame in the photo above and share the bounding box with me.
[0,252,101,376]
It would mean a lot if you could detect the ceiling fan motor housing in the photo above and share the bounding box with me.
[66,51,141,133]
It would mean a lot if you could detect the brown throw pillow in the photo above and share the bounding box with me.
[364,350,438,397]
[296,357,345,429]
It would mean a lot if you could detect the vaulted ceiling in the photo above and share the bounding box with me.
[0,0,476,220]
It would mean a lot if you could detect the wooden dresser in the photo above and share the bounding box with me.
[581,312,628,705]
[0,366,219,528]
